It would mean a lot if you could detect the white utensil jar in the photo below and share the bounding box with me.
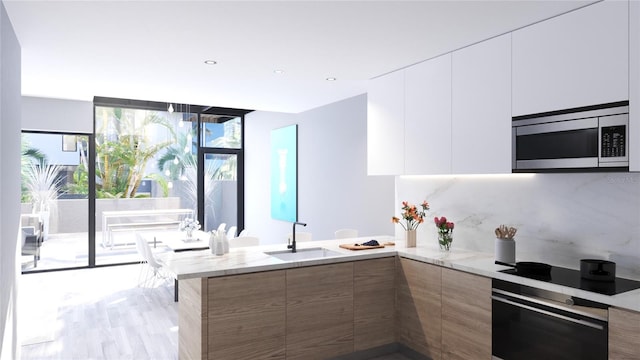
[495,238,516,263]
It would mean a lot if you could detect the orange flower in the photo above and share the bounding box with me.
[393,200,430,230]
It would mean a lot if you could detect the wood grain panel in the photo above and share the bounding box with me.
[396,257,442,360]
[609,307,640,359]
[441,268,491,360]
[354,257,396,351]
[286,263,354,359]
[208,270,286,360]
[179,278,207,360]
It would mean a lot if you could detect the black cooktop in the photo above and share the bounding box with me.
[499,265,640,296]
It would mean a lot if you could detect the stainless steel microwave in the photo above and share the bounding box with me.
[512,102,629,172]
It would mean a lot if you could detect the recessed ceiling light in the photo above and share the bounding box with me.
[274,69,284,74]
[326,77,337,81]
[204,60,217,65]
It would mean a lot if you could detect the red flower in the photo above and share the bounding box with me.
[434,216,455,234]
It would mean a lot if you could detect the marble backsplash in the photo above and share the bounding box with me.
[395,172,640,279]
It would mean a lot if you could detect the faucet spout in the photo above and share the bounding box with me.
[288,221,307,253]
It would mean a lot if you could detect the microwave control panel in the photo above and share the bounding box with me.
[601,125,625,158]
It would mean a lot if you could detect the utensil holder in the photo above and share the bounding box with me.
[495,238,515,264]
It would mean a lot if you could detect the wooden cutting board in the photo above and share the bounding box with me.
[339,243,386,250]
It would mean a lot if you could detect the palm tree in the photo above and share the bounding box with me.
[95,107,176,198]
[23,160,63,213]
[156,131,197,181]
[21,135,48,202]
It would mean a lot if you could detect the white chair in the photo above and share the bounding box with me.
[335,229,358,239]
[217,223,227,232]
[134,233,148,283]
[229,236,259,248]
[135,233,167,288]
[238,229,249,237]
[227,226,237,239]
[287,232,312,242]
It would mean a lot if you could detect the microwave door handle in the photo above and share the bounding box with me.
[491,295,605,331]
[516,117,598,136]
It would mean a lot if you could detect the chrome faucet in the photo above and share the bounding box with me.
[288,221,307,253]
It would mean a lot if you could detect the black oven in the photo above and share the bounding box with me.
[492,279,608,360]
[512,101,628,172]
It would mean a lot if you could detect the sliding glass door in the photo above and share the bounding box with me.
[20,132,90,272]
[21,98,249,271]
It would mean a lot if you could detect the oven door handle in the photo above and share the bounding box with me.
[491,295,605,331]
[515,117,597,136]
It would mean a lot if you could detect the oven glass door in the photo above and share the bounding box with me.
[492,292,607,360]
[514,118,599,169]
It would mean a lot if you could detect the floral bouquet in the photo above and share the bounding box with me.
[434,216,454,251]
[179,217,200,238]
[392,200,430,230]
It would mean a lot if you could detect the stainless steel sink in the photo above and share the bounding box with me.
[265,247,343,261]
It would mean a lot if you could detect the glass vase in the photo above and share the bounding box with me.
[185,229,193,240]
[438,232,452,252]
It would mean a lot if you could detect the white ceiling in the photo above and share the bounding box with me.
[3,0,595,113]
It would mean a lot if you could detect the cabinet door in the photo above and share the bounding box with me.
[609,307,640,359]
[452,34,511,174]
[441,268,491,360]
[396,257,442,360]
[368,70,405,175]
[354,257,396,351]
[208,271,286,360]
[512,1,628,116]
[630,0,640,172]
[179,278,208,360]
[405,54,452,175]
[286,263,354,359]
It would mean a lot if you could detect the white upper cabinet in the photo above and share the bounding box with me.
[405,54,452,175]
[367,70,405,175]
[512,0,629,116]
[631,0,640,172]
[452,34,512,174]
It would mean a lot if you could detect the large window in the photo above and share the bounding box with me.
[20,132,90,272]
[93,105,199,265]
[20,98,249,272]
[92,98,249,266]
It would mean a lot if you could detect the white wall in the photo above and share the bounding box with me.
[22,96,92,133]
[0,3,21,358]
[396,173,640,278]
[245,94,395,244]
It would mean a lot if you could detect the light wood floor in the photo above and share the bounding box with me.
[20,264,178,360]
[19,264,412,360]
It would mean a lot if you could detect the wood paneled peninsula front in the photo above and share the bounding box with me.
[159,237,640,360]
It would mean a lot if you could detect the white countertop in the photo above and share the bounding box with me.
[158,235,640,313]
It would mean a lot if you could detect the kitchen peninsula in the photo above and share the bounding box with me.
[160,236,640,360]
